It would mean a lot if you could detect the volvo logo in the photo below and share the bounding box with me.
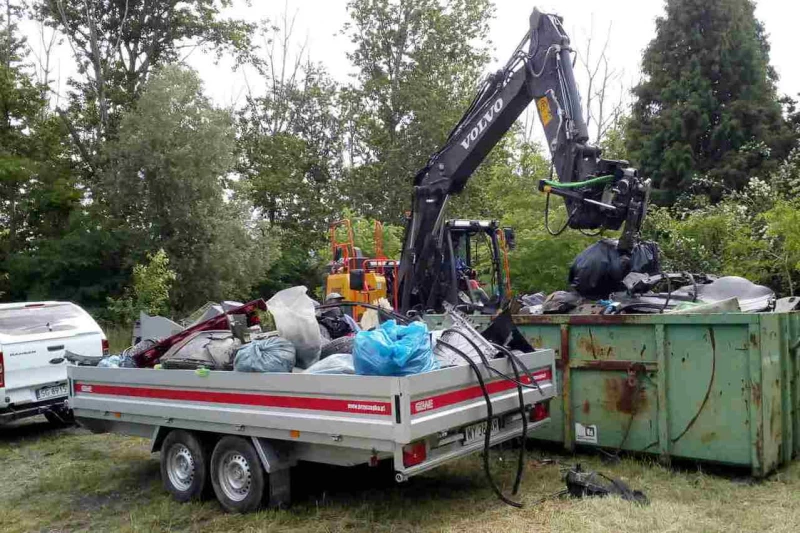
[460,98,504,150]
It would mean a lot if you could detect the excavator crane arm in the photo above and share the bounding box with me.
[397,7,650,314]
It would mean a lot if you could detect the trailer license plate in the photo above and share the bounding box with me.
[36,384,68,401]
[463,418,501,445]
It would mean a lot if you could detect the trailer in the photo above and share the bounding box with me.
[68,349,556,512]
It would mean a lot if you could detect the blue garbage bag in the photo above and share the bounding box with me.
[234,336,296,373]
[353,320,439,376]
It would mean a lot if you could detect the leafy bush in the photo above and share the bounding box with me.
[107,249,177,324]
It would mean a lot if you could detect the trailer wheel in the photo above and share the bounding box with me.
[210,436,265,513]
[160,430,208,502]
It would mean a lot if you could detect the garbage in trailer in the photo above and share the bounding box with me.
[433,309,499,367]
[353,320,439,376]
[134,299,267,368]
[267,286,321,369]
[160,330,241,370]
[303,353,355,374]
[97,353,137,368]
[317,306,358,339]
[233,336,296,373]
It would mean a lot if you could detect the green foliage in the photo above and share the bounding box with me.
[103,65,276,312]
[107,249,176,324]
[237,56,343,246]
[40,0,255,144]
[341,0,493,220]
[642,173,800,296]
[0,1,82,299]
[627,0,793,198]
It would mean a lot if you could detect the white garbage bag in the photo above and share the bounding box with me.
[266,286,321,369]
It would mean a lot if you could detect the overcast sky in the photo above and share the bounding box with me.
[23,0,800,119]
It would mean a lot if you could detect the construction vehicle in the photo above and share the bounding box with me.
[325,218,515,316]
[325,219,393,319]
[396,7,650,314]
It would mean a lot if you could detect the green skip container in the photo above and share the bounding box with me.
[428,312,800,477]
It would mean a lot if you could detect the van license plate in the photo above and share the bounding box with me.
[36,384,68,401]
[463,418,501,445]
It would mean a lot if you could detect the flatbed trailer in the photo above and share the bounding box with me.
[68,349,556,512]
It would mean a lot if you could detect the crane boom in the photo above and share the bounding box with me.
[397,7,650,314]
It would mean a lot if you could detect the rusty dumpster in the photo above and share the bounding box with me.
[427,312,800,477]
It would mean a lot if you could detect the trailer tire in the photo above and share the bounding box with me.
[160,430,209,502]
[210,436,265,513]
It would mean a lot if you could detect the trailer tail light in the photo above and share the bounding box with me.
[0,351,4,388]
[102,339,109,356]
[402,441,427,468]
[530,401,549,423]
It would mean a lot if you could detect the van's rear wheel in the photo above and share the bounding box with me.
[160,430,208,502]
[211,436,265,513]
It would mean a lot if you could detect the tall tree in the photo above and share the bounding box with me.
[103,65,274,311]
[0,0,80,299]
[342,0,493,220]
[237,16,343,248]
[627,0,793,200]
[38,0,254,171]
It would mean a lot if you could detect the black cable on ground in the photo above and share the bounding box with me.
[436,339,523,508]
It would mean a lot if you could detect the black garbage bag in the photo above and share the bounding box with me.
[569,239,627,299]
[564,464,648,505]
[570,239,662,299]
[630,240,660,275]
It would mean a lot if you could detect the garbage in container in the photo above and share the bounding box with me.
[353,320,439,376]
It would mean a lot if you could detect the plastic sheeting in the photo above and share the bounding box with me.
[303,353,355,374]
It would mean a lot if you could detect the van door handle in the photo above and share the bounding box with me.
[47,345,65,352]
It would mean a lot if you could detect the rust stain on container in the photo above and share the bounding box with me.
[528,335,544,348]
[750,333,759,348]
[582,400,590,414]
[604,377,648,415]
[701,431,717,444]
[578,334,614,359]
[752,382,762,407]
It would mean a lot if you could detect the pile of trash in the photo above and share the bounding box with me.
[82,286,451,377]
[517,238,785,315]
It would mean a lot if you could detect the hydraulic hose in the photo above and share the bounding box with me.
[541,174,614,189]
[441,330,528,497]
[436,339,524,508]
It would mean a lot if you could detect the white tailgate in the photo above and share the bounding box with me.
[0,303,104,405]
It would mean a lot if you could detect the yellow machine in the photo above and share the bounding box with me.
[325,220,395,319]
[325,219,514,317]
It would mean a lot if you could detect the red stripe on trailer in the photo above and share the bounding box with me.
[74,382,392,416]
[411,368,552,415]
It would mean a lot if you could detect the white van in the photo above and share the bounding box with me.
[0,302,107,426]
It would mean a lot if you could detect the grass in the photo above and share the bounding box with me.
[1,418,800,533]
